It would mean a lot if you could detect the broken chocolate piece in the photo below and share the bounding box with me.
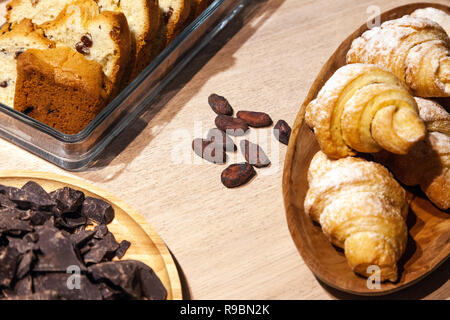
[50,187,85,214]
[88,260,167,300]
[70,229,95,247]
[81,197,114,224]
[34,222,84,272]
[0,247,20,288]
[83,232,119,265]
[9,181,56,210]
[16,250,34,279]
[115,240,131,259]
[33,273,102,300]
[93,224,108,239]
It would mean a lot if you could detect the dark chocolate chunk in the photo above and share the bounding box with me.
[88,260,167,300]
[93,224,108,239]
[16,250,34,279]
[9,181,56,210]
[33,273,102,300]
[0,81,7,88]
[81,197,114,224]
[70,229,95,247]
[13,275,33,296]
[0,193,17,209]
[7,236,36,254]
[0,211,33,235]
[34,222,84,272]
[115,240,131,259]
[55,213,87,230]
[50,187,85,214]
[0,246,20,288]
[83,232,119,264]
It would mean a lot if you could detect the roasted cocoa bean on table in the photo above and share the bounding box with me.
[221,163,256,188]
[192,138,226,164]
[236,111,273,128]
[208,94,233,116]
[215,115,249,136]
[273,119,291,145]
[240,140,271,168]
[207,128,237,152]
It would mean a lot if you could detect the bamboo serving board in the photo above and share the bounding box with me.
[283,2,450,296]
[0,170,182,300]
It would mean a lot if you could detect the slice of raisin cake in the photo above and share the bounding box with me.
[0,19,55,107]
[39,0,131,95]
[159,0,190,46]
[15,46,109,134]
[7,0,158,81]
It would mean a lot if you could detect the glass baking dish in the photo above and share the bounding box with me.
[0,0,247,170]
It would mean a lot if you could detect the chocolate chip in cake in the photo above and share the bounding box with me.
[75,42,90,55]
[0,81,7,88]
[163,7,174,24]
[81,33,93,48]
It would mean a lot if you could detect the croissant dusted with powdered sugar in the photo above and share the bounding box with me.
[347,15,450,97]
[374,98,450,210]
[411,7,450,36]
[305,64,426,159]
[304,151,408,282]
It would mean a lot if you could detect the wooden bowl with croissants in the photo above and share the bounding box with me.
[283,2,449,296]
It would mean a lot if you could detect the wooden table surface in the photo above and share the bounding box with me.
[0,0,448,299]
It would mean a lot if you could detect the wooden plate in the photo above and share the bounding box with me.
[282,3,450,296]
[0,170,182,300]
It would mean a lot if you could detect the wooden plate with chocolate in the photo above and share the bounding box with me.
[0,171,182,300]
[282,3,450,296]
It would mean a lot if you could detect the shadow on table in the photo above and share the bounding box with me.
[170,250,192,300]
[84,0,286,179]
[319,258,449,300]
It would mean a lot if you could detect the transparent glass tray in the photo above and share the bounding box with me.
[0,0,247,171]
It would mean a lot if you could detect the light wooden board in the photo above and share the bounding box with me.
[0,0,448,299]
[0,170,182,300]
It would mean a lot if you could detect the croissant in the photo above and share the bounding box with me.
[347,16,450,97]
[304,151,408,282]
[374,98,450,210]
[411,7,450,36]
[414,97,450,135]
[305,64,426,159]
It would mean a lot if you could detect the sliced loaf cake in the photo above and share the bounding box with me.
[159,0,190,46]
[0,19,55,107]
[7,0,159,80]
[15,46,110,134]
[39,0,131,95]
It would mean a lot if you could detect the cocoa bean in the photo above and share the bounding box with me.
[207,128,237,152]
[240,140,271,168]
[221,163,256,188]
[273,120,291,145]
[192,138,226,164]
[236,111,272,128]
[215,115,249,136]
[208,94,233,116]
